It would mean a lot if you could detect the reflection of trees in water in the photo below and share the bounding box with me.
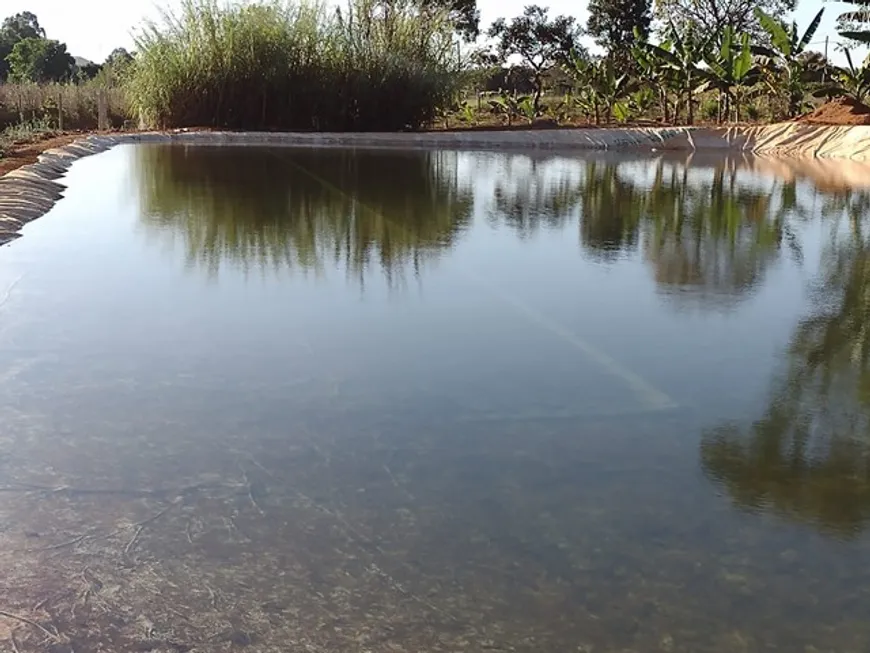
[488,158,583,237]
[578,161,643,259]
[480,153,870,537]
[640,164,785,308]
[136,146,473,281]
[488,156,793,305]
[702,232,870,538]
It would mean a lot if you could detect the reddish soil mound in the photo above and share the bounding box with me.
[0,133,82,176]
[798,96,870,126]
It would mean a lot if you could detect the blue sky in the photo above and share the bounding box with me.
[1,0,861,64]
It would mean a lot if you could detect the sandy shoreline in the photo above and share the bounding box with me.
[2,123,870,247]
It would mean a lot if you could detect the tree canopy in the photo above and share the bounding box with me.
[587,0,652,67]
[653,0,795,43]
[104,47,134,68]
[2,11,44,42]
[424,0,479,40]
[488,5,583,113]
[6,37,74,83]
[0,11,47,81]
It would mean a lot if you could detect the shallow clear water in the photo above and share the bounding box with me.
[0,144,869,651]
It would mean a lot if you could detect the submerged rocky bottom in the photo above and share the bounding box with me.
[1,409,869,653]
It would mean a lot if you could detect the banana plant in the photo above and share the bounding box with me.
[459,100,477,125]
[488,91,536,125]
[596,57,635,123]
[564,53,636,124]
[517,95,537,122]
[635,23,709,125]
[754,7,825,118]
[814,48,870,104]
[837,0,870,45]
[632,39,673,123]
[563,51,602,124]
[629,86,656,119]
[697,27,760,123]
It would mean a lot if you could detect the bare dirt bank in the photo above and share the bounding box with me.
[3,123,870,247]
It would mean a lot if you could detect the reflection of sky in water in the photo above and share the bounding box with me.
[0,145,868,651]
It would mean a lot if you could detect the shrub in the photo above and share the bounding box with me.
[126,0,464,131]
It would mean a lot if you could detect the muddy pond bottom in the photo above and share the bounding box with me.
[0,144,868,652]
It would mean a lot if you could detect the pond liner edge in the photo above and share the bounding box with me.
[1,123,870,247]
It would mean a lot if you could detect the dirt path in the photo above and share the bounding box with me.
[0,133,89,177]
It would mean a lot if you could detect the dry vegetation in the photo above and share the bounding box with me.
[0,84,126,132]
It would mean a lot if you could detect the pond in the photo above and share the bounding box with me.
[0,143,869,652]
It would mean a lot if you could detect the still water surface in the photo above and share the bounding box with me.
[0,144,869,651]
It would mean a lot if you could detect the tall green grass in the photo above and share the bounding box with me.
[126,0,463,131]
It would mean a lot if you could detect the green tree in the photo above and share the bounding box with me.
[488,6,582,115]
[76,61,102,80]
[100,47,134,83]
[421,0,479,39]
[653,0,795,44]
[6,37,75,83]
[587,0,651,69]
[0,11,45,81]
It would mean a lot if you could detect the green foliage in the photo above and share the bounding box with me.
[745,102,761,121]
[586,0,651,68]
[563,53,635,124]
[697,27,761,122]
[6,37,75,83]
[753,8,824,118]
[76,62,103,81]
[488,92,535,124]
[126,0,463,131]
[814,49,870,105]
[458,99,476,124]
[104,48,134,71]
[653,0,795,44]
[633,22,710,124]
[2,114,54,141]
[628,86,656,116]
[0,11,46,81]
[421,0,480,40]
[700,97,719,121]
[1,11,44,41]
[488,5,583,114]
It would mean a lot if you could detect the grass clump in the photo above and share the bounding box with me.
[126,0,463,131]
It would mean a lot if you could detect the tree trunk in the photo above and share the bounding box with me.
[686,80,694,126]
[533,74,543,117]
